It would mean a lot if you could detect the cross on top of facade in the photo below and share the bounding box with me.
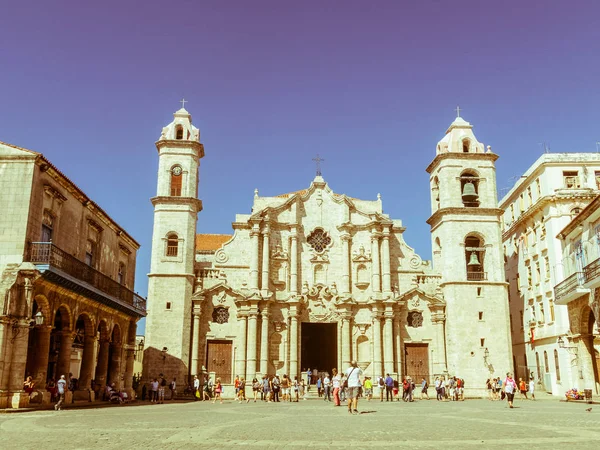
[455,106,462,118]
[180,98,187,109]
[312,154,325,176]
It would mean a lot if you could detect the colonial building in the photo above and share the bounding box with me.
[0,141,146,408]
[499,154,600,395]
[554,195,600,394]
[144,109,512,396]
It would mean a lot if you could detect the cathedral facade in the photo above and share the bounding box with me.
[143,108,512,396]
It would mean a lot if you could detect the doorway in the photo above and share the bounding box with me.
[404,343,429,382]
[301,322,337,375]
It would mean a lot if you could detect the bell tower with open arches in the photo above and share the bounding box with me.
[426,114,512,387]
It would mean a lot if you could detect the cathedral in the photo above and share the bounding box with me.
[143,107,513,396]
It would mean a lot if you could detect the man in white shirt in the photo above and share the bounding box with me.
[345,360,363,414]
[55,374,67,411]
[193,375,200,401]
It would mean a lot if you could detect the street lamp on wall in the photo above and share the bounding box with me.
[557,335,578,355]
[161,347,168,361]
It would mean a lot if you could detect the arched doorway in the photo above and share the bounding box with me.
[583,310,600,391]
[73,314,95,396]
[49,305,72,382]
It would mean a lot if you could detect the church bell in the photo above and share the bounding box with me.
[462,181,478,203]
[467,251,481,267]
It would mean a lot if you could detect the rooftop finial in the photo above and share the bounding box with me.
[254,188,259,198]
[180,98,187,109]
[312,154,325,177]
[455,105,462,118]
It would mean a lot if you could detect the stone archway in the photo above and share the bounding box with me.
[25,297,53,387]
[50,305,73,382]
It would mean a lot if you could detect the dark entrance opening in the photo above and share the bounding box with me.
[301,322,337,374]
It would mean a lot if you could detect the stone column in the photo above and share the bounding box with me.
[94,338,110,392]
[290,227,298,294]
[32,325,52,387]
[289,307,299,378]
[246,307,259,378]
[259,306,270,375]
[381,227,391,293]
[371,229,381,292]
[108,344,123,389]
[250,225,260,290]
[190,304,202,377]
[341,315,352,368]
[383,311,394,374]
[7,323,28,389]
[371,309,383,377]
[337,321,343,371]
[78,335,96,390]
[123,348,135,395]
[235,313,248,379]
[394,316,402,376]
[432,314,447,375]
[56,330,73,379]
[261,228,270,291]
[341,233,351,293]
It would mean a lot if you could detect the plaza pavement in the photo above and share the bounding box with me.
[1,396,599,449]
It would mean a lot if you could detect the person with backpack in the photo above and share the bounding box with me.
[158,374,167,404]
[377,376,385,402]
[345,360,363,414]
[502,372,518,408]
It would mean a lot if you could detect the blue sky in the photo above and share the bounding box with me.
[1,1,599,333]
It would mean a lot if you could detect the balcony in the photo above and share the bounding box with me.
[584,257,600,288]
[467,272,487,281]
[27,242,146,317]
[554,271,588,305]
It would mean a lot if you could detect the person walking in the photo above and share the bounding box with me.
[316,376,322,398]
[263,375,271,402]
[528,378,536,400]
[420,378,429,400]
[363,376,373,401]
[239,377,249,403]
[281,374,290,402]
[193,375,200,401]
[293,376,300,402]
[202,376,211,401]
[377,376,385,402]
[54,374,67,411]
[323,373,331,402]
[345,360,363,415]
[385,373,394,402]
[252,378,261,402]
[518,378,528,400]
[502,373,517,408]
[331,368,341,406]
[212,378,223,404]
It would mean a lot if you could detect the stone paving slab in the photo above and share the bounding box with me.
[1,398,599,449]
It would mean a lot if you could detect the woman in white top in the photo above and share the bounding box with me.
[528,379,535,400]
[331,368,342,406]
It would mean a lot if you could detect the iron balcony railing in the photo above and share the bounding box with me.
[554,271,583,302]
[27,242,146,314]
[584,257,600,284]
[467,272,487,281]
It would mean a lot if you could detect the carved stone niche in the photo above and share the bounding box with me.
[271,245,288,287]
[352,245,371,289]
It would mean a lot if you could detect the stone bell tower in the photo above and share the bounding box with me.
[426,113,512,394]
[144,105,204,383]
